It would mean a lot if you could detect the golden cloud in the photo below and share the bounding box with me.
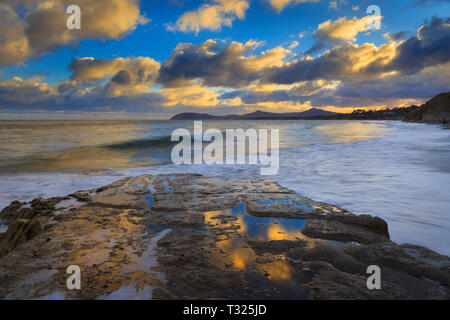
[168,0,249,33]
[314,16,377,42]
[0,0,148,66]
[0,5,31,66]
[69,57,160,83]
[268,0,319,13]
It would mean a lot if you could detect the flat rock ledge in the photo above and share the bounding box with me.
[0,174,448,300]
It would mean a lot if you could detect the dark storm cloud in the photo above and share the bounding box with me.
[157,40,273,88]
[111,70,133,85]
[390,31,408,41]
[385,17,450,74]
[68,56,160,85]
[267,44,379,84]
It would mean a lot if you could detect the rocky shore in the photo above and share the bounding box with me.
[0,174,448,300]
[404,92,450,123]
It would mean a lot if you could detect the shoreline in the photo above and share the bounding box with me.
[0,174,448,299]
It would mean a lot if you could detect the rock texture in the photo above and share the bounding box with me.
[0,174,448,300]
[404,92,450,123]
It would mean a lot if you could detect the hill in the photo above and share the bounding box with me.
[170,108,337,120]
[170,92,450,122]
[404,92,450,122]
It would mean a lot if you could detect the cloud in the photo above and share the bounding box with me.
[219,79,337,105]
[220,63,450,109]
[68,56,161,99]
[383,16,450,74]
[268,17,450,84]
[69,57,160,84]
[161,83,225,108]
[289,40,300,49]
[158,39,290,88]
[306,68,450,108]
[0,75,166,113]
[0,5,30,66]
[0,0,148,66]
[111,70,133,85]
[168,0,249,33]
[305,15,377,54]
[268,0,319,13]
[0,76,53,105]
[313,16,374,42]
[269,41,398,84]
[0,54,162,111]
[383,31,408,41]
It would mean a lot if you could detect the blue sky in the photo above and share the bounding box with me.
[0,0,449,119]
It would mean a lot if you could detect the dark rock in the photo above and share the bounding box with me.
[404,92,450,122]
[0,174,448,300]
[0,218,42,258]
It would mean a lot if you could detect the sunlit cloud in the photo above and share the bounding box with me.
[167,0,249,34]
[305,15,380,54]
[314,15,375,41]
[0,0,148,66]
[268,0,320,13]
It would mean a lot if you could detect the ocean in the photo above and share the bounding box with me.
[0,119,449,255]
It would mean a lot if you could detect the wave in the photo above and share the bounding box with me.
[104,136,177,150]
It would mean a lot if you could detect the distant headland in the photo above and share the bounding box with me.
[171,92,450,123]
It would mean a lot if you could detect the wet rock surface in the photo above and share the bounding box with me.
[0,174,448,300]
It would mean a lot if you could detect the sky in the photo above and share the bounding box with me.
[0,0,449,119]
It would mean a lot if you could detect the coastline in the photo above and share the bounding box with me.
[0,174,448,299]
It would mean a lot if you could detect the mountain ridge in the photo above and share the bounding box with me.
[170,108,337,120]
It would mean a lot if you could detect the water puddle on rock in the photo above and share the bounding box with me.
[54,198,87,215]
[55,198,86,210]
[254,199,314,213]
[403,247,443,267]
[144,186,155,209]
[327,240,360,248]
[205,202,307,241]
[204,203,310,299]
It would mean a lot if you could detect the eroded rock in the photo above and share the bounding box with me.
[0,174,448,300]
